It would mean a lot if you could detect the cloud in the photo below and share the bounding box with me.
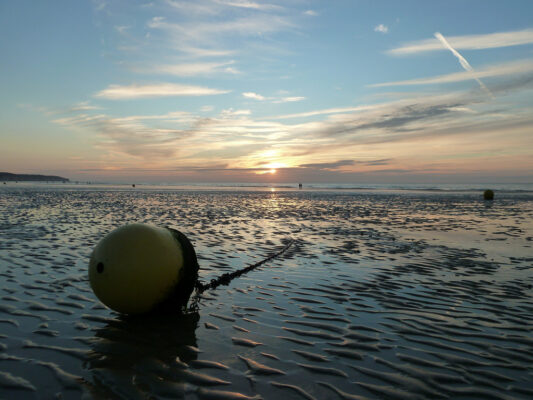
[314,101,464,139]
[304,10,318,16]
[52,110,197,127]
[95,83,230,99]
[165,1,219,15]
[388,29,533,55]
[298,159,393,171]
[53,114,186,159]
[148,14,293,43]
[299,160,355,169]
[242,92,266,100]
[52,110,204,160]
[269,105,377,120]
[370,59,533,87]
[220,108,251,117]
[302,77,533,149]
[115,25,130,35]
[140,3,297,61]
[50,108,288,162]
[149,60,239,76]
[272,96,305,103]
[374,24,388,34]
[178,47,236,57]
[213,0,283,11]
[364,158,392,166]
[168,0,282,13]
[70,101,102,111]
[93,0,107,12]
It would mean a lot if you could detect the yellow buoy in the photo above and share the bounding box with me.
[88,223,198,315]
[483,189,494,200]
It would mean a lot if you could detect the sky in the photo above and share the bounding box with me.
[1,0,533,183]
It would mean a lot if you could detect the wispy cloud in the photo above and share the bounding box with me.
[165,1,219,15]
[213,0,283,11]
[93,0,107,12]
[243,91,305,103]
[220,108,251,117]
[70,101,102,111]
[270,106,377,120]
[139,1,298,61]
[299,160,355,169]
[149,60,239,76]
[272,96,305,103]
[242,92,266,100]
[52,110,195,126]
[95,83,230,99]
[167,0,282,13]
[52,113,191,159]
[389,29,533,55]
[147,14,293,44]
[370,59,533,87]
[434,32,492,96]
[299,159,391,170]
[179,47,236,58]
[114,25,130,35]
[374,24,388,34]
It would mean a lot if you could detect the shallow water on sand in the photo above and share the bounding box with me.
[1,188,532,399]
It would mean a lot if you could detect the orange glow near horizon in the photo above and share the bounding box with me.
[253,160,288,175]
[256,167,277,175]
[255,161,285,174]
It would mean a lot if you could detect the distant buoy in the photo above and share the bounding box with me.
[132,184,136,188]
[483,189,494,200]
[88,224,199,315]
[298,183,302,189]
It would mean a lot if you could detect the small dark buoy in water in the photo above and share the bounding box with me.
[88,224,199,315]
[132,184,136,188]
[299,183,302,189]
[484,189,494,200]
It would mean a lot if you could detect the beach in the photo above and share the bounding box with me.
[1,184,532,399]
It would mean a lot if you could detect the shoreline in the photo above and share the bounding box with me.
[1,188,532,398]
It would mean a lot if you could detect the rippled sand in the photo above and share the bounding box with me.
[1,187,532,399]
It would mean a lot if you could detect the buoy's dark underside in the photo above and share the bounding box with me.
[154,227,199,313]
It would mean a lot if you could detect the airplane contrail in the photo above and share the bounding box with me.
[434,32,493,97]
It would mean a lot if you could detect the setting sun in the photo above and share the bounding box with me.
[269,169,276,174]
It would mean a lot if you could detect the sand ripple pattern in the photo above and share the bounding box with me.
[1,188,532,399]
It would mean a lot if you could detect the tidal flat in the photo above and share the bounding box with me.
[0,186,532,399]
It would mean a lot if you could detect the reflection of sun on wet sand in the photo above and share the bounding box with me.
[1,186,533,399]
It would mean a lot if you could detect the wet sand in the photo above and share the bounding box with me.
[1,187,532,399]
